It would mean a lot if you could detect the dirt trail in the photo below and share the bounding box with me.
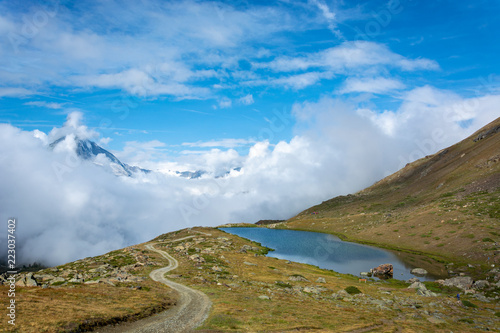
[95,235,212,333]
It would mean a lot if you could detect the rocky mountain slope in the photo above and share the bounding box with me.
[284,117,500,275]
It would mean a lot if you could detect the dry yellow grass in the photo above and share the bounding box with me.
[155,227,499,332]
[0,246,175,333]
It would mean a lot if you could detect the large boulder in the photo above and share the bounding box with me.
[410,268,428,276]
[16,273,38,287]
[371,264,393,277]
[288,274,309,282]
[438,276,473,290]
[472,280,490,290]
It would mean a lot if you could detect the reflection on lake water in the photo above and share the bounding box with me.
[220,227,447,281]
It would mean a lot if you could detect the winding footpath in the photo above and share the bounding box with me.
[96,235,212,333]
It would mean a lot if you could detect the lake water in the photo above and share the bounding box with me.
[220,227,444,281]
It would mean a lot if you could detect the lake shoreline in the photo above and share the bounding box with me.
[219,227,448,281]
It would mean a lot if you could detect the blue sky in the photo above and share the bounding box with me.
[1,0,499,160]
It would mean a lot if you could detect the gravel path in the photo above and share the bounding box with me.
[95,237,212,333]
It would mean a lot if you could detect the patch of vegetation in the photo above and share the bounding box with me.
[482,237,495,243]
[51,281,66,286]
[461,234,475,239]
[290,274,306,279]
[423,282,461,295]
[201,254,226,266]
[187,248,197,255]
[275,281,293,288]
[461,300,477,308]
[344,286,362,295]
[208,314,242,329]
[458,318,473,324]
[495,312,500,317]
[107,253,136,267]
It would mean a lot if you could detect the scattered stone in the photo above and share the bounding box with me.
[303,286,321,294]
[189,254,205,263]
[316,277,326,283]
[473,293,490,302]
[417,289,437,297]
[243,262,257,266]
[406,277,420,284]
[411,268,428,276]
[240,245,252,252]
[258,295,270,300]
[288,275,309,282]
[211,266,223,272]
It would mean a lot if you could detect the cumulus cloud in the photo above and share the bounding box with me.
[1,87,499,267]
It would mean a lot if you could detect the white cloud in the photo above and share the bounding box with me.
[0,87,34,97]
[340,77,406,94]
[0,0,300,99]
[218,97,232,108]
[309,0,341,37]
[239,94,254,105]
[0,92,499,266]
[258,41,439,73]
[24,101,65,109]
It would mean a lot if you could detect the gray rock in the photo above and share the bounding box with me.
[408,282,426,290]
[360,272,371,277]
[16,273,38,287]
[473,293,490,302]
[406,277,420,284]
[50,277,66,285]
[472,280,490,290]
[69,278,84,283]
[211,266,223,272]
[243,261,257,266]
[288,275,309,282]
[258,295,270,300]
[84,280,101,285]
[439,276,473,290]
[411,268,428,276]
[316,277,326,283]
[417,289,437,297]
[303,286,321,294]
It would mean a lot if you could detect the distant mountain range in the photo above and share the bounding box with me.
[49,136,240,179]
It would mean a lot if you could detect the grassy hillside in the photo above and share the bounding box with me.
[284,117,500,274]
[2,227,498,332]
